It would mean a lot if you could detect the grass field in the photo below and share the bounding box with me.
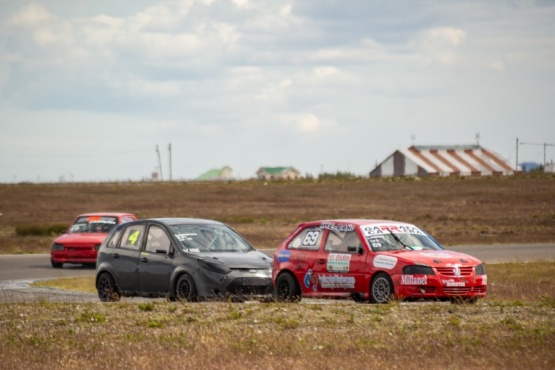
[1,176,554,369]
[2,262,554,370]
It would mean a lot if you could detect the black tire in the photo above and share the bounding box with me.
[275,272,302,302]
[370,273,394,304]
[97,272,120,302]
[51,260,63,269]
[175,274,198,302]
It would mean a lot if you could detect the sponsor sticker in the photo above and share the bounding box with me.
[277,250,291,263]
[320,223,355,232]
[304,269,318,291]
[373,255,398,269]
[401,275,428,285]
[327,253,351,272]
[318,275,355,289]
[442,279,466,287]
[362,224,424,236]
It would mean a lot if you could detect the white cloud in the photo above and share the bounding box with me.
[1,0,554,181]
[5,3,51,27]
[314,66,339,78]
[281,113,337,134]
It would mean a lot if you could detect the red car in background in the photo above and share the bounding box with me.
[50,213,137,268]
[273,219,487,304]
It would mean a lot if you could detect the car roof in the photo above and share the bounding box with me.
[142,218,225,226]
[301,219,416,226]
[76,212,135,217]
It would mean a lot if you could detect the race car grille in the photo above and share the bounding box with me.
[443,287,471,295]
[227,278,273,295]
[421,286,436,294]
[436,266,473,277]
[473,286,487,293]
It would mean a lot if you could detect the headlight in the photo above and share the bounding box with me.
[403,264,434,275]
[475,263,486,275]
[51,243,65,251]
[197,258,231,275]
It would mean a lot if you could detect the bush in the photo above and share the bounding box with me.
[15,224,68,237]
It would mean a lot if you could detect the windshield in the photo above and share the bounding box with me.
[69,216,118,234]
[171,224,253,253]
[361,224,442,252]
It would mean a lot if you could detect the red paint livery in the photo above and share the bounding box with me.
[50,212,137,268]
[273,219,486,303]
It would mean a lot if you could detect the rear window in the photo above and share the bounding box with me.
[287,226,323,251]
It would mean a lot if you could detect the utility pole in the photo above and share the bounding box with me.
[519,141,555,169]
[156,145,163,181]
[168,143,172,182]
[515,138,519,172]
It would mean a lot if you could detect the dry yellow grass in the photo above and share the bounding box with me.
[1,175,554,254]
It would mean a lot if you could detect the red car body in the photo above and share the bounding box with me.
[272,219,487,303]
[50,213,137,268]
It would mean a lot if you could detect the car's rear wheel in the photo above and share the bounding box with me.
[51,259,63,269]
[370,272,394,304]
[275,272,302,302]
[175,274,198,302]
[97,272,120,302]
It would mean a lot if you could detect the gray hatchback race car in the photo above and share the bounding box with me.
[95,218,273,302]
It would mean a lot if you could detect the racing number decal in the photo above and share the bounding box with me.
[127,230,141,246]
[302,231,320,246]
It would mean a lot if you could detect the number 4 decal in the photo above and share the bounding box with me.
[128,230,141,245]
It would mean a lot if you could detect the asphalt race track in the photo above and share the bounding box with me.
[1,244,554,303]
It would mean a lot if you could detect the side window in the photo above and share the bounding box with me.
[106,229,123,249]
[324,229,362,254]
[120,225,145,250]
[287,227,323,251]
[145,225,171,254]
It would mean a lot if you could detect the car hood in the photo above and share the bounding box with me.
[378,249,482,266]
[54,233,108,245]
[199,250,273,269]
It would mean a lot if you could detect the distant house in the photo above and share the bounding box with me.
[256,166,301,180]
[196,166,233,181]
[370,145,518,177]
[545,161,555,173]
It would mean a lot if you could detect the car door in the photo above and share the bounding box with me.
[283,224,324,295]
[138,224,175,294]
[312,224,368,294]
[110,223,146,293]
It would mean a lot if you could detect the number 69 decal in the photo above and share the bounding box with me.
[302,231,320,246]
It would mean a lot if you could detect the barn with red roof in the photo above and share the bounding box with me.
[370,145,519,177]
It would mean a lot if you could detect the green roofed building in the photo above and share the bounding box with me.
[256,166,301,180]
[196,166,233,181]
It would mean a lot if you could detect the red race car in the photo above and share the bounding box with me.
[273,219,487,303]
[50,212,137,268]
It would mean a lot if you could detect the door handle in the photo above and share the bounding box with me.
[140,257,148,263]
[111,253,120,259]
[317,259,326,264]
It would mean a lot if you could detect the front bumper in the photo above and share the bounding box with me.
[394,273,487,299]
[51,248,98,264]
[194,268,274,300]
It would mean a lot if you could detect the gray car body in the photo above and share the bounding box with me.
[95,218,273,300]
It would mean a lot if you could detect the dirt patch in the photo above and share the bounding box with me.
[0,174,554,252]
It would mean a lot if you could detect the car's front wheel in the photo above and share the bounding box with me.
[97,272,120,302]
[370,272,394,304]
[51,259,63,269]
[175,274,198,302]
[275,272,301,302]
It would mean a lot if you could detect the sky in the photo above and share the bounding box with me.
[1,0,554,182]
